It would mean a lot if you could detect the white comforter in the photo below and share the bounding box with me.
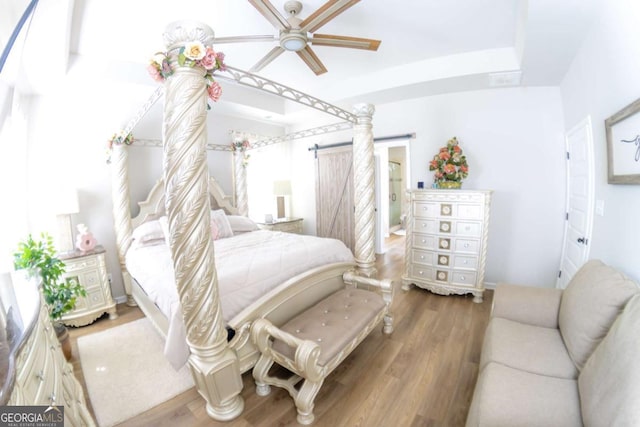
[126,230,354,367]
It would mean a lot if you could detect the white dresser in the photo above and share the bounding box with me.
[1,275,95,426]
[402,189,492,303]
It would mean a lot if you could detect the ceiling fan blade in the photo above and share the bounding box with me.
[249,46,285,73]
[212,35,277,44]
[248,0,291,31]
[300,0,361,33]
[296,46,328,75]
[310,34,380,51]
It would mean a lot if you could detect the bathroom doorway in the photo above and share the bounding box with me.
[388,161,402,232]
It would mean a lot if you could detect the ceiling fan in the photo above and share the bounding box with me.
[213,0,381,75]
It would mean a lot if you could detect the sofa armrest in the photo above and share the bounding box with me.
[491,283,563,328]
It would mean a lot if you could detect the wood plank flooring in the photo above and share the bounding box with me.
[67,235,492,426]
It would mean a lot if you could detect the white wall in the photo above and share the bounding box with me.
[290,87,567,287]
[560,0,640,281]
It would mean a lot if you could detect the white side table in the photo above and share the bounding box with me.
[59,246,117,327]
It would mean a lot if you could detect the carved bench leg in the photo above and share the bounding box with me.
[383,313,394,334]
[294,379,324,425]
[252,354,274,397]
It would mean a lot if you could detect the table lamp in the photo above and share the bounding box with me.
[273,180,292,219]
[55,188,79,253]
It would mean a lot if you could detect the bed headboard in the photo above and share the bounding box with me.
[132,176,238,229]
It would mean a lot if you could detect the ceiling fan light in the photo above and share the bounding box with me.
[280,33,307,51]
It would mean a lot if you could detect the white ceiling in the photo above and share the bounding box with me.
[3,0,605,123]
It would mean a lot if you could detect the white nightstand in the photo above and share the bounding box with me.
[257,217,304,234]
[59,245,117,327]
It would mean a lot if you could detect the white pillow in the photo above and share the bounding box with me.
[210,209,234,239]
[226,215,260,233]
[131,220,165,246]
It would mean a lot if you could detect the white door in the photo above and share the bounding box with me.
[557,117,595,289]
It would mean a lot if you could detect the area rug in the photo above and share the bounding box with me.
[77,318,194,426]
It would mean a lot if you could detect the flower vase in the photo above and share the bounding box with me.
[438,181,462,189]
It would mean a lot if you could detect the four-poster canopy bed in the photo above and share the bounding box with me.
[109,20,386,421]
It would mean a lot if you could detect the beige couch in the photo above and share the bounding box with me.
[466,260,640,427]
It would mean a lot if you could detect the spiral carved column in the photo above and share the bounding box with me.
[352,103,377,278]
[162,21,243,421]
[110,144,136,306]
[232,151,248,216]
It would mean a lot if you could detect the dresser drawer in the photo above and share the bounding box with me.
[452,254,478,270]
[412,234,436,250]
[453,238,480,253]
[414,219,437,233]
[457,203,483,219]
[410,265,434,280]
[64,257,99,272]
[411,250,434,266]
[455,221,482,237]
[451,271,477,287]
[413,202,438,218]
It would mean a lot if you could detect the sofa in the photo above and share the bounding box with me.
[466,259,640,427]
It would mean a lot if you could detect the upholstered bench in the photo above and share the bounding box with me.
[250,272,393,425]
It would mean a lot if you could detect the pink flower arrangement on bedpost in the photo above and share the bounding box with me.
[231,139,251,167]
[429,137,469,184]
[147,42,226,109]
[106,131,134,164]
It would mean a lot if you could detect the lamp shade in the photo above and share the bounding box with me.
[55,188,79,214]
[273,180,292,196]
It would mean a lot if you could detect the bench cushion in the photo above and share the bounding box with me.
[273,288,385,366]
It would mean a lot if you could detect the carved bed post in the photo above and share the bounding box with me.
[162,21,243,421]
[352,103,377,278]
[110,144,136,306]
[232,150,249,216]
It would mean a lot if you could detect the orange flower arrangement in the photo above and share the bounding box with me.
[429,137,469,184]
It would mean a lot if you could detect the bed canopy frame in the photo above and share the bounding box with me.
[110,21,377,421]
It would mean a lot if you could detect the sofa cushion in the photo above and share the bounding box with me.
[466,362,582,427]
[559,259,639,370]
[579,294,640,427]
[480,317,578,379]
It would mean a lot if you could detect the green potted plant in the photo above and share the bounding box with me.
[13,233,86,359]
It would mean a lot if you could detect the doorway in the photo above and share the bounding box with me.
[388,161,402,232]
[375,142,411,254]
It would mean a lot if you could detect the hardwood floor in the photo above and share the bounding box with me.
[67,234,492,426]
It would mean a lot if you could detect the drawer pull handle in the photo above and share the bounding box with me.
[49,392,56,405]
[463,260,468,264]
[464,243,470,248]
[421,239,426,243]
[36,370,44,382]
[422,223,426,227]
[420,255,425,260]
[460,276,466,280]
[418,271,424,275]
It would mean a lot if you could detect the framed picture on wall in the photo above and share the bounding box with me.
[605,97,640,184]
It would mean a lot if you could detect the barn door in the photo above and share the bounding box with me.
[315,146,354,251]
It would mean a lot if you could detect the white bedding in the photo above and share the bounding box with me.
[125,229,354,367]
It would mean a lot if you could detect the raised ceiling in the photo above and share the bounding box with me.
[3,0,605,122]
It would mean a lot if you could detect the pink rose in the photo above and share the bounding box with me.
[443,164,456,174]
[207,81,222,102]
[216,52,227,71]
[147,64,163,82]
[199,48,217,70]
[439,151,451,160]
